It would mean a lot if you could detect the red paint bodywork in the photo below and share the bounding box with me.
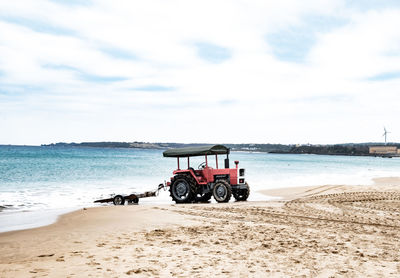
[173,167,238,185]
[168,154,240,186]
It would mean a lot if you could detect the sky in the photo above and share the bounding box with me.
[0,0,400,145]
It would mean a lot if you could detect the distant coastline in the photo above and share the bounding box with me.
[41,142,292,153]
[40,142,400,157]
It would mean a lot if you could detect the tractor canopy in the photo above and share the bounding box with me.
[163,145,230,157]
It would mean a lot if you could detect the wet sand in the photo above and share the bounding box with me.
[1,178,400,277]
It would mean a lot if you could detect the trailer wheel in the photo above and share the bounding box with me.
[170,175,195,203]
[213,180,232,203]
[233,182,250,201]
[113,195,125,205]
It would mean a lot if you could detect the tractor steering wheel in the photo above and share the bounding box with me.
[198,162,207,170]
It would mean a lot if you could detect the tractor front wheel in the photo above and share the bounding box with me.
[170,175,195,203]
[233,182,250,201]
[213,180,232,203]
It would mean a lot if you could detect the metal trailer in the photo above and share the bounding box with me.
[94,184,165,205]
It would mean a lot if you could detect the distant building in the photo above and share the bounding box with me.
[369,146,398,155]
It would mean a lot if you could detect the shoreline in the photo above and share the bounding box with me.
[0,190,272,234]
[0,208,75,233]
[2,176,400,234]
[2,178,400,276]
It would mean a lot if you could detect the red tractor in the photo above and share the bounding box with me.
[163,145,250,203]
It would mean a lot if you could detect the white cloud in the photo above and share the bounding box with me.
[0,0,399,145]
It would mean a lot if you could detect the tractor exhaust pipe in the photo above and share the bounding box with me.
[225,158,229,168]
[225,153,229,168]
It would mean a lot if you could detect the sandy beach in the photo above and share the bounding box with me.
[1,178,400,277]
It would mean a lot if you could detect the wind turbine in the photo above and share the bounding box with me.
[383,127,390,145]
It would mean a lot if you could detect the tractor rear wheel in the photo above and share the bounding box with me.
[170,174,195,203]
[213,180,232,203]
[233,182,250,201]
[194,192,212,203]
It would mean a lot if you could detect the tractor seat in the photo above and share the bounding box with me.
[188,167,202,176]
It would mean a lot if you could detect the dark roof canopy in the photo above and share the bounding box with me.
[163,145,229,157]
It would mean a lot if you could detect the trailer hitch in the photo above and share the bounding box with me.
[155,182,168,196]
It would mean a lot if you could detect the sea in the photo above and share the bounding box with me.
[1,145,400,232]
